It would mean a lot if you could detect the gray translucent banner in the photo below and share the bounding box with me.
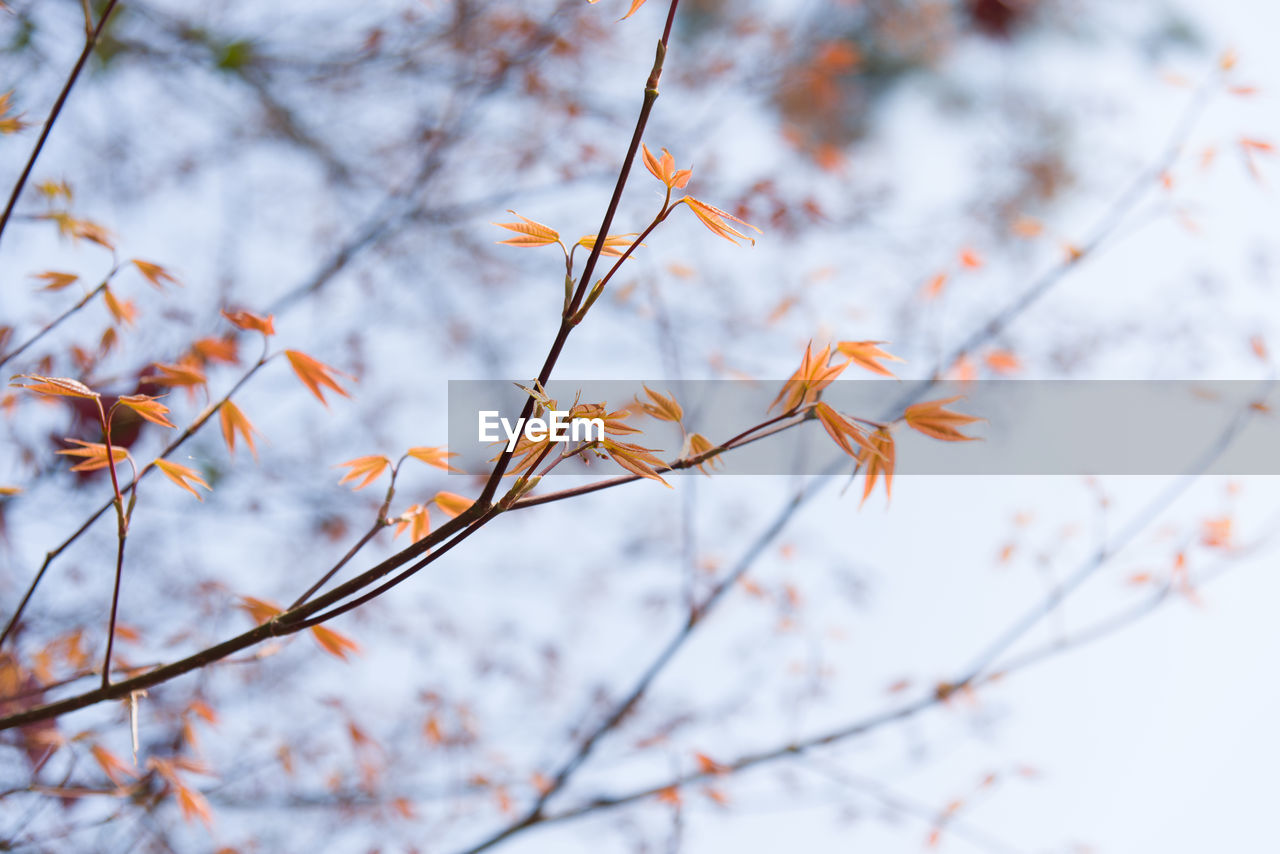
[446,380,1278,476]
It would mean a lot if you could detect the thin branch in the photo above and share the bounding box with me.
[461,403,1259,846]
[0,281,108,370]
[475,5,679,510]
[0,0,122,253]
[0,350,272,648]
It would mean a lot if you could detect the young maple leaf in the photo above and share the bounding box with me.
[40,212,115,249]
[191,336,239,365]
[678,197,761,246]
[57,440,128,472]
[146,361,207,389]
[984,349,1021,375]
[0,89,29,134]
[311,624,361,660]
[860,428,896,505]
[117,394,176,428]
[837,341,904,378]
[576,232,642,257]
[31,271,79,292]
[769,342,849,413]
[812,401,879,461]
[694,752,730,775]
[602,438,671,487]
[392,503,432,543]
[10,374,98,400]
[432,491,473,518]
[682,432,722,475]
[149,759,214,827]
[903,396,981,441]
[641,143,692,190]
[132,259,179,289]
[102,286,137,327]
[493,210,561,248]
[221,308,275,336]
[407,446,460,472]
[285,350,350,406]
[239,596,281,625]
[90,744,138,788]
[154,459,212,501]
[218,401,260,458]
[634,385,683,423]
[587,0,648,21]
[334,455,390,490]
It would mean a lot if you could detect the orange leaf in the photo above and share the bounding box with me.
[31,271,79,291]
[117,394,176,428]
[635,385,683,422]
[493,210,560,247]
[681,197,760,246]
[218,401,259,459]
[102,286,137,327]
[860,428,895,505]
[769,342,848,413]
[432,491,474,518]
[813,401,877,461]
[191,336,239,365]
[921,272,948,300]
[694,752,729,775]
[407,446,460,472]
[221,309,275,336]
[983,349,1021,375]
[91,743,137,787]
[0,89,29,134]
[1010,216,1043,238]
[238,596,281,625]
[39,212,114,248]
[56,440,128,472]
[602,438,671,487]
[285,350,350,405]
[576,232,643,257]
[334,455,390,490]
[655,785,681,805]
[147,361,207,389]
[958,248,983,269]
[587,0,649,20]
[311,624,361,660]
[1201,517,1232,549]
[683,432,721,475]
[132,259,179,289]
[640,143,692,190]
[904,396,981,441]
[10,374,98,400]
[393,503,432,543]
[154,459,211,501]
[173,779,214,827]
[837,340,903,378]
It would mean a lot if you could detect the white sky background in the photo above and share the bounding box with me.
[2,0,1280,852]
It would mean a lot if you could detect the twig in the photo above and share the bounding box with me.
[0,0,122,253]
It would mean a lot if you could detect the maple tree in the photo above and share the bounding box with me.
[0,1,1276,852]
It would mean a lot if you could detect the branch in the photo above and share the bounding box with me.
[0,348,273,648]
[0,0,122,253]
[510,478,1273,844]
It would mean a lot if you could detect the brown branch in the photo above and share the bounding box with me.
[0,349,273,648]
[495,468,1270,846]
[0,0,122,253]
[0,279,109,370]
[475,4,679,510]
